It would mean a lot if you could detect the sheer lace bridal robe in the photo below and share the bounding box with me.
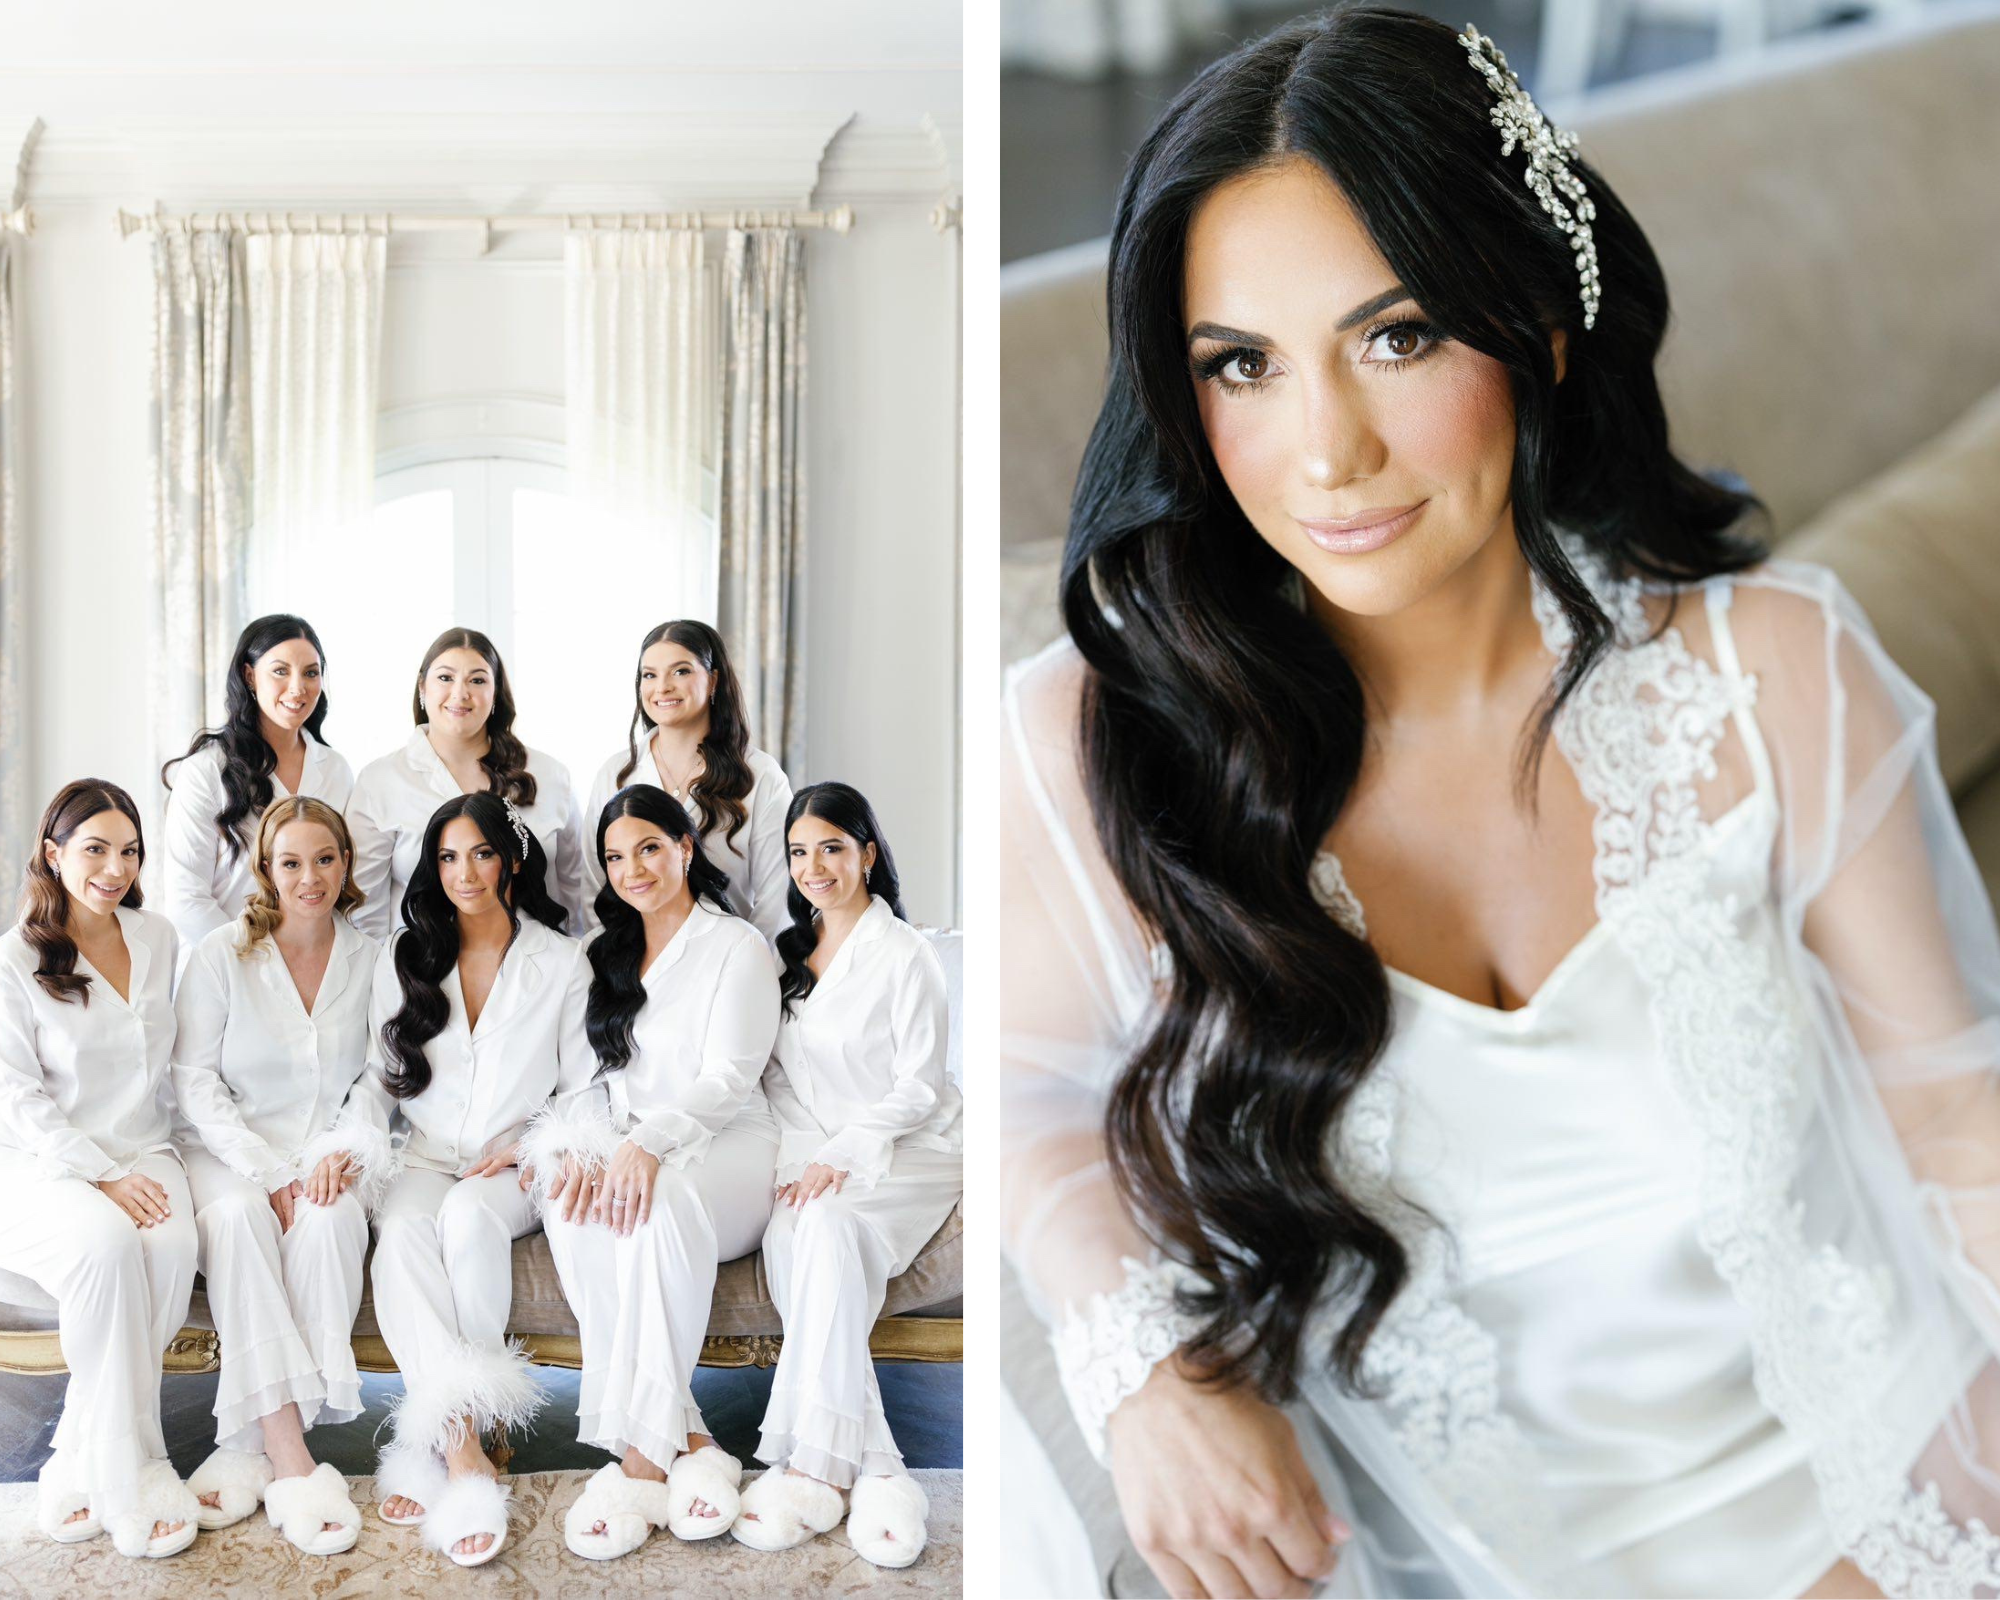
[1001,556,2000,1598]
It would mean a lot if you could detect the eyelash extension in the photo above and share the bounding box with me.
[1360,317,1448,372]
[1190,345,1273,394]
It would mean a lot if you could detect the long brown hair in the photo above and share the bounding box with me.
[614,620,755,849]
[412,627,538,806]
[18,779,148,1005]
[234,796,366,958]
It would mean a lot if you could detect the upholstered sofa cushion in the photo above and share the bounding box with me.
[0,1202,963,1340]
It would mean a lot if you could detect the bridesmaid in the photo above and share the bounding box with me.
[171,797,385,1555]
[582,622,793,942]
[159,615,354,949]
[731,783,962,1569]
[0,780,201,1558]
[346,627,587,938]
[524,783,781,1561]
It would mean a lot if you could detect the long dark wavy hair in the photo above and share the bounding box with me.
[613,621,756,851]
[1070,6,1764,1399]
[18,780,147,1005]
[380,792,567,1098]
[161,614,330,863]
[585,784,738,1074]
[413,628,538,807]
[775,782,906,1015]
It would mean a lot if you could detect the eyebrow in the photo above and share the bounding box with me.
[1186,285,1417,349]
[77,835,128,847]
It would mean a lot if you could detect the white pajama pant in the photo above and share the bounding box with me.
[0,1149,197,1520]
[543,1126,777,1466]
[370,1165,542,1456]
[756,1145,960,1488]
[183,1144,369,1453]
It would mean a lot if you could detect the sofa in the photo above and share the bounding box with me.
[0,930,964,1382]
[999,7,2000,1593]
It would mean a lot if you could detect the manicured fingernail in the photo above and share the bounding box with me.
[1330,1517,1352,1543]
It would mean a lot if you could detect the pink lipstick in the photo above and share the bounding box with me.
[1293,500,1427,555]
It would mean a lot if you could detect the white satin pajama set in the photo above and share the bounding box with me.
[759,894,963,1487]
[330,914,596,1459]
[169,916,384,1454]
[0,908,194,1524]
[532,899,782,1467]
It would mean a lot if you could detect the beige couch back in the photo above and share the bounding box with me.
[1001,5,2000,556]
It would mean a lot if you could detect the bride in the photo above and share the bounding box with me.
[1002,9,2000,1599]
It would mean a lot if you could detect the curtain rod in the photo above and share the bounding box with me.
[115,204,854,243]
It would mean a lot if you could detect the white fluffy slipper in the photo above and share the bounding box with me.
[420,1472,512,1568]
[666,1444,743,1541]
[264,1462,361,1557]
[36,1453,98,1545]
[563,1462,672,1560]
[847,1473,930,1569]
[728,1468,845,1553]
[374,1441,448,1528]
[188,1446,273,1530]
[105,1459,200,1559]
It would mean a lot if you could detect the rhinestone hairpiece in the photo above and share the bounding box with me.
[501,798,532,861]
[1459,25,1601,331]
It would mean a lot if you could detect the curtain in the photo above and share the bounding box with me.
[1001,0,1228,78]
[719,227,807,775]
[0,235,25,880]
[564,227,719,623]
[244,230,386,584]
[150,229,251,769]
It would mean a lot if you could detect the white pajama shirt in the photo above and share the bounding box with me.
[0,908,196,1521]
[345,728,588,941]
[757,894,963,1485]
[170,916,380,1452]
[158,735,355,950]
[580,742,794,942]
[539,900,780,1465]
[337,914,594,1455]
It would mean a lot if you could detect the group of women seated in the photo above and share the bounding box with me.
[0,613,962,1570]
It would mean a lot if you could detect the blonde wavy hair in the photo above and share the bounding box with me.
[234,795,366,957]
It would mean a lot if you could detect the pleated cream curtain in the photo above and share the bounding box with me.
[0,235,26,880]
[719,227,807,776]
[564,228,720,623]
[150,228,383,787]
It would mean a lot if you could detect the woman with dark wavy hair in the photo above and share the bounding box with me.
[733,783,961,1569]
[0,780,201,1558]
[159,614,354,948]
[311,791,592,1568]
[520,783,781,1561]
[346,627,587,940]
[581,621,795,942]
[1002,9,2000,1599]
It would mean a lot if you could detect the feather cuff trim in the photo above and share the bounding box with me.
[519,1094,621,1210]
[296,1112,399,1214]
[388,1337,543,1457]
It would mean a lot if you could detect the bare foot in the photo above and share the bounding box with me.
[64,1507,89,1526]
[152,1518,185,1540]
[383,1493,425,1522]
[198,1492,219,1510]
[449,1458,500,1560]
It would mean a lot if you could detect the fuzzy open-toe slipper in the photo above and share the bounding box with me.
[420,1472,512,1568]
[847,1473,930,1569]
[374,1442,448,1528]
[264,1462,361,1556]
[37,1455,99,1545]
[666,1445,743,1541]
[728,1468,845,1553]
[563,1462,672,1560]
[189,1446,273,1530]
[106,1460,200,1559]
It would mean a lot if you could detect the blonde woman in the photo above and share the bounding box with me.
[171,797,390,1554]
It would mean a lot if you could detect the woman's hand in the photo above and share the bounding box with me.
[1108,1354,1348,1600]
[777,1162,847,1210]
[95,1172,172,1229]
[268,1179,303,1233]
[305,1152,354,1206]
[600,1140,659,1236]
[460,1141,520,1180]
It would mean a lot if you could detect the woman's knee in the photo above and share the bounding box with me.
[195,1185,281,1250]
[435,1181,511,1260]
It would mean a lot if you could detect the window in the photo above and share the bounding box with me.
[248,456,689,807]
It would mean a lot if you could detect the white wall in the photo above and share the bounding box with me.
[0,16,962,924]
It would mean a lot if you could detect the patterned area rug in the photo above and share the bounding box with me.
[0,1468,962,1598]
